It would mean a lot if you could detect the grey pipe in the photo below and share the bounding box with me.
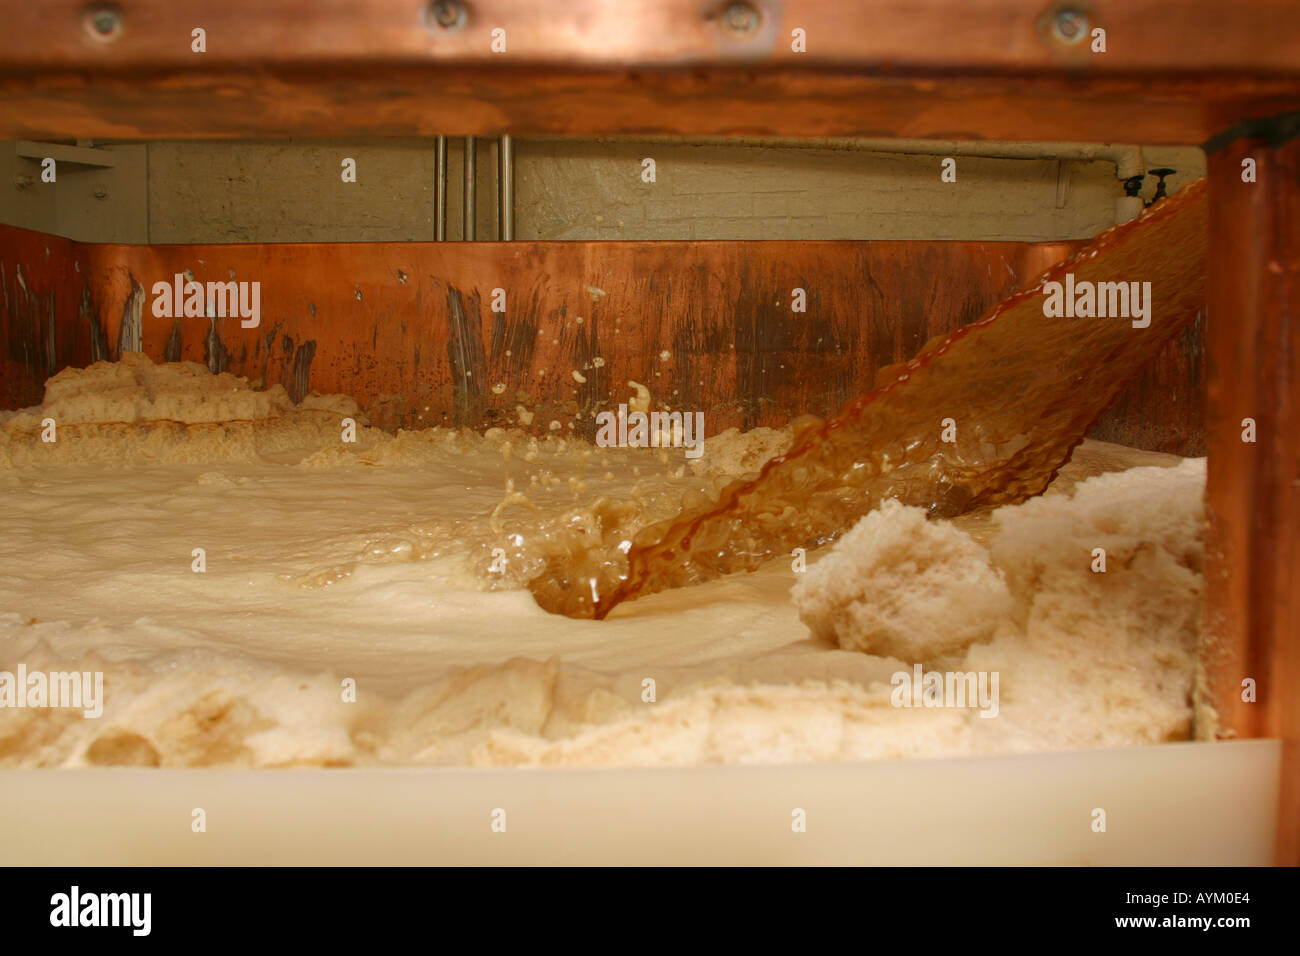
[435,135,447,241]
[463,136,476,241]
[531,135,1144,179]
[498,134,514,241]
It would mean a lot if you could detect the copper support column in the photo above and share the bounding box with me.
[1203,117,1300,864]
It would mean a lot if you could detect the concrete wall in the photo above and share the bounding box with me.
[147,139,440,243]
[0,138,1204,245]
[514,141,1203,242]
[0,141,147,243]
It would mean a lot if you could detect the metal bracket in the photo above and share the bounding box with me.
[16,141,116,168]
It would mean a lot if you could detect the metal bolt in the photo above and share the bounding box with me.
[93,184,108,199]
[1050,7,1089,44]
[426,0,467,31]
[83,4,124,42]
[13,173,33,189]
[721,1,760,34]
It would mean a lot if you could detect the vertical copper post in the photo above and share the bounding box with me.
[1204,124,1300,864]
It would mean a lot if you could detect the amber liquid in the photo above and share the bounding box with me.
[529,180,1209,619]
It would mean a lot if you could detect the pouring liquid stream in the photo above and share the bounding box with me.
[527,179,1209,620]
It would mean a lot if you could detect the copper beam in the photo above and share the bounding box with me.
[1,1,1300,143]
[1204,126,1300,865]
[5,68,1300,145]
[4,0,1298,74]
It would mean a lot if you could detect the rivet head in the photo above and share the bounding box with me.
[1050,6,1090,44]
[83,4,124,42]
[720,1,760,34]
[426,0,468,31]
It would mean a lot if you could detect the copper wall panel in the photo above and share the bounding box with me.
[0,226,1204,453]
[0,225,97,408]
[80,238,1091,434]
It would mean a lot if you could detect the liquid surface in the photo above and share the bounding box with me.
[0,380,1204,768]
